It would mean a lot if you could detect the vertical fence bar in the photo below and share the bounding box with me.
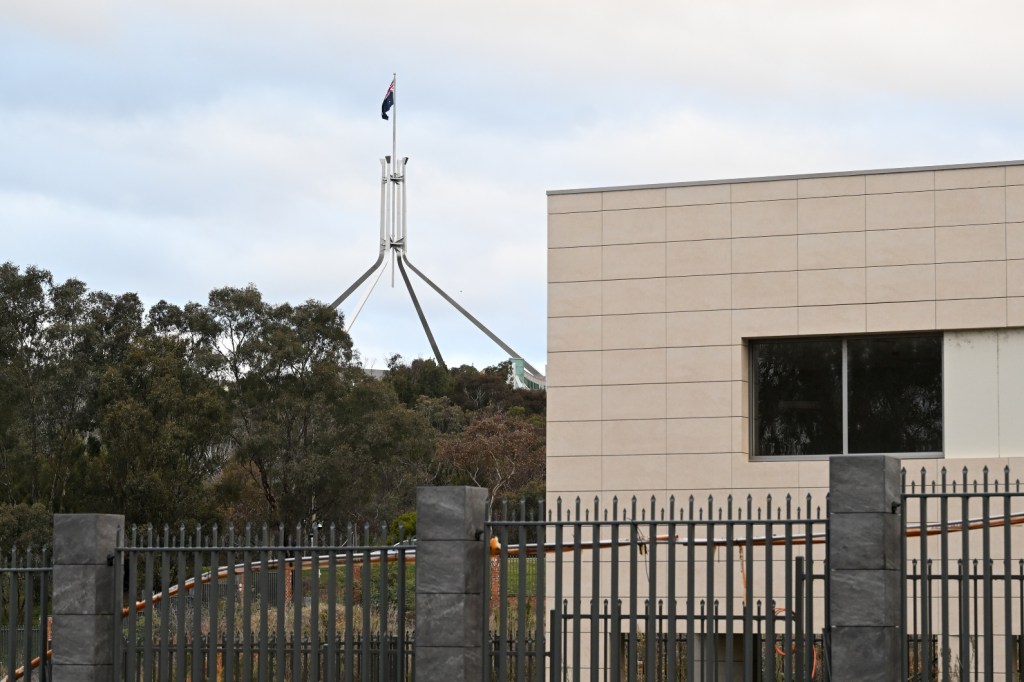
[22,553,32,682]
[646,499,657,682]
[666,498,677,682]
[276,527,287,682]
[686,497,696,682]
[1019,560,1024,682]
[39,550,50,682]
[8,549,17,682]
[258,526,269,682]
[128,530,139,682]
[209,526,219,682]
[703,498,714,682]
[939,469,950,682]
[609,499,619,682]
[903,483,913,682]
[743,497,754,682]
[143,528,154,682]
[191,528,203,682]
[159,528,170,682]
[241,527,253,682]
[804,497,815,682]
[982,469,994,677]
[176,527,187,682]
[224,528,235,682]
[326,525,337,682]
[795,556,804,682]
[572,498,582,681]
[959,472,971,681]
[343,527,354,682]
[292,528,302,682]
[554,499,565,681]
[396,530,406,682]
[765,496,776,682]
[309,529,319,682]
[589,499,599,682]
[920,484,932,682]
[360,525,370,682]
[520,500,531,682]
[723,497,734,682]
[497,502,509,682]
[534,499,546,682]
[376,523,387,682]
[627,498,638,682]
[1004,469,1014,682]
[911,560,920,677]
[783,496,793,682]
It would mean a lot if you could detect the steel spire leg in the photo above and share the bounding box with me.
[402,256,541,377]
[329,253,385,309]
[396,256,446,369]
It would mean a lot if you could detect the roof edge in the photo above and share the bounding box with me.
[546,159,1024,196]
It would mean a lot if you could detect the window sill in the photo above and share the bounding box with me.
[749,451,944,462]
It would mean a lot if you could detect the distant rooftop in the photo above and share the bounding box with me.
[548,159,1024,196]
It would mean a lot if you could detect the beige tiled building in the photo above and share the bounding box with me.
[547,161,1024,504]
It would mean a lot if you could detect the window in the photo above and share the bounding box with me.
[751,334,942,457]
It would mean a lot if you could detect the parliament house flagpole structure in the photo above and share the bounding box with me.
[330,76,545,390]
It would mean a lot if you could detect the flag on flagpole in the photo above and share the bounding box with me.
[381,79,395,120]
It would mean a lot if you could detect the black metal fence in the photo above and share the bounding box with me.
[486,495,829,681]
[0,550,50,682]
[125,633,414,682]
[903,466,1024,682]
[114,524,415,682]
[8,465,1024,681]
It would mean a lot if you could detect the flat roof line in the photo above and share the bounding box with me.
[546,159,1024,196]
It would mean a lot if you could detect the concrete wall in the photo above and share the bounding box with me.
[547,162,1024,503]
[944,329,1024,458]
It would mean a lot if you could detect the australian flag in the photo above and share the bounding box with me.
[381,79,395,120]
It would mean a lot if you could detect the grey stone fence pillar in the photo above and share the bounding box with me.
[52,514,124,682]
[829,456,903,682]
[415,486,488,682]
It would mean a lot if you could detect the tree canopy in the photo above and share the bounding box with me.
[0,262,546,544]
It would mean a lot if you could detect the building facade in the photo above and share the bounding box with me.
[546,161,1024,504]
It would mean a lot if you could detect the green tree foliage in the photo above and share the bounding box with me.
[0,263,145,512]
[450,361,546,416]
[89,333,229,526]
[0,261,546,540]
[385,356,453,406]
[203,287,357,526]
[0,503,52,550]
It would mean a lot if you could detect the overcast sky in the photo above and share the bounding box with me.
[5,1,1024,373]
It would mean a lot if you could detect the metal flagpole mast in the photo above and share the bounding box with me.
[392,72,397,179]
[390,73,397,286]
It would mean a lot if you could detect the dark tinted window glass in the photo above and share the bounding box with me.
[752,339,843,456]
[847,335,942,453]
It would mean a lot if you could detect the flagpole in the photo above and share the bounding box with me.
[392,72,397,179]
[391,72,398,287]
